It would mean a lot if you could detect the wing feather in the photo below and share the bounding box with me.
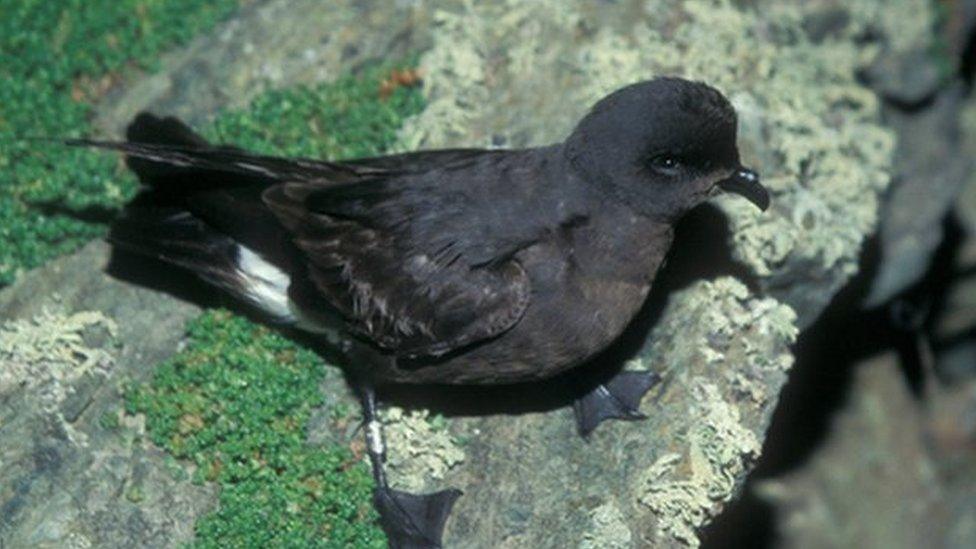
[264,167,533,359]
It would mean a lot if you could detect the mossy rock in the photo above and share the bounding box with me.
[1,0,945,547]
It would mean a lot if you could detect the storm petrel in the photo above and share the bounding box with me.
[70,77,769,548]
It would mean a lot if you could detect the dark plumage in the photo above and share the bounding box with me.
[70,77,769,548]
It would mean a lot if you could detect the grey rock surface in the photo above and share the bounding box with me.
[98,0,661,145]
[939,173,976,380]
[0,241,212,548]
[862,0,976,307]
[1,0,941,547]
[861,48,943,108]
[755,4,976,544]
[93,0,436,135]
[758,353,955,549]
[864,86,976,307]
[757,344,976,549]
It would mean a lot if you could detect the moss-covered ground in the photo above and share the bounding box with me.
[126,310,385,547]
[0,0,243,285]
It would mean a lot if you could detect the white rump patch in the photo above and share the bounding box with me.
[234,245,342,341]
[236,246,294,321]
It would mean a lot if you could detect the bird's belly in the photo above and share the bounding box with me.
[398,249,655,385]
[498,274,650,378]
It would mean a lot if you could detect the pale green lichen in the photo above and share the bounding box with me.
[630,277,796,545]
[638,380,761,547]
[381,407,466,492]
[647,277,798,410]
[0,309,117,413]
[64,532,94,549]
[580,500,633,549]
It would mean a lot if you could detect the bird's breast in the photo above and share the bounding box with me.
[497,220,670,379]
[375,210,674,385]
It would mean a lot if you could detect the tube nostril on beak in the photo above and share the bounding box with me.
[736,168,759,183]
[716,167,770,211]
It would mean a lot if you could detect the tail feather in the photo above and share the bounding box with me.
[67,112,374,186]
[93,112,302,322]
[122,113,213,186]
[110,207,296,322]
[109,208,240,287]
[67,137,374,183]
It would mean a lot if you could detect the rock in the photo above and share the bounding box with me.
[936,118,976,375]
[0,241,212,548]
[93,0,438,135]
[2,0,942,547]
[954,164,976,239]
[861,48,943,108]
[756,347,976,549]
[864,85,976,307]
[860,0,976,308]
[757,353,953,549]
[801,7,851,43]
[943,0,976,65]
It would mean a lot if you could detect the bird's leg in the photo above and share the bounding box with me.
[573,370,661,438]
[357,383,462,549]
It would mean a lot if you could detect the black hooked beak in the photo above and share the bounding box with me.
[716,167,769,211]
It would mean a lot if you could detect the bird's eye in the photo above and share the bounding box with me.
[649,154,683,174]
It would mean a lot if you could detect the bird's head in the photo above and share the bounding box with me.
[565,77,769,222]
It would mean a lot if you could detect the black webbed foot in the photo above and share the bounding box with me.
[355,380,462,548]
[374,487,463,549]
[573,370,661,437]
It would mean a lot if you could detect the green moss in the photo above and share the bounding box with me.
[126,310,386,548]
[0,0,242,285]
[203,60,425,158]
[126,485,146,504]
[99,408,122,431]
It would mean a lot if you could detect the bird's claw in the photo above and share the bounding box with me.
[374,486,463,549]
[573,370,661,437]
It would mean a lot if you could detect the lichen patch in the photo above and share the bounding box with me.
[0,309,117,414]
[580,500,634,549]
[638,380,761,547]
[648,277,798,409]
[631,277,795,545]
[381,406,466,492]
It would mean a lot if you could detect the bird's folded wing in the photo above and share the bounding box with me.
[264,176,532,359]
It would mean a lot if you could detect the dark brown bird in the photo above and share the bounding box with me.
[70,77,768,548]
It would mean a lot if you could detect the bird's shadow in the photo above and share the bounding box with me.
[108,247,226,309]
[106,202,758,419]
